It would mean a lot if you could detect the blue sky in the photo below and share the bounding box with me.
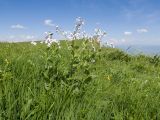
[0,0,160,45]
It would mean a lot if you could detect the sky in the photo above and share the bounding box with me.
[0,0,160,45]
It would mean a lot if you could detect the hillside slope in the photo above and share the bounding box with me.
[0,41,160,120]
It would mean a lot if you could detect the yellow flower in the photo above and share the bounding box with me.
[5,59,9,64]
[107,75,111,80]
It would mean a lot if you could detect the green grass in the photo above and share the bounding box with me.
[0,40,160,120]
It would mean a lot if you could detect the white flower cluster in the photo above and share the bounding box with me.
[55,26,69,40]
[54,17,107,43]
[31,41,37,46]
[105,42,115,48]
[72,17,85,40]
[31,17,112,49]
[44,32,60,48]
[93,28,107,43]
[30,17,114,50]
[55,17,85,40]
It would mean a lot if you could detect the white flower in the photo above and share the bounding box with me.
[110,43,115,48]
[31,41,37,46]
[44,19,55,27]
[47,43,52,47]
[91,59,96,63]
[105,42,115,48]
[57,41,61,49]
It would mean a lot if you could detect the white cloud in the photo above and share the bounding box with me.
[0,34,39,42]
[9,35,15,39]
[9,35,36,41]
[137,28,148,33]
[121,38,126,43]
[124,31,132,35]
[44,19,55,27]
[11,24,26,29]
[26,35,35,40]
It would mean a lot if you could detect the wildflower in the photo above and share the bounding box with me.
[91,59,96,63]
[92,46,96,52]
[67,33,74,40]
[46,39,57,47]
[47,42,52,47]
[73,17,84,39]
[105,42,115,48]
[93,28,107,45]
[144,80,148,84]
[44,31,60,47]
[110,43,115,48]
[31,41,37,45]
[82,31,88,39]
[45,83,51,91]
[55,40,61,49]
[107,75,111,80]
[55,26,69,39]
[5,59,9,64]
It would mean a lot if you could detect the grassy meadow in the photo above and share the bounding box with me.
[0,40,160,120]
